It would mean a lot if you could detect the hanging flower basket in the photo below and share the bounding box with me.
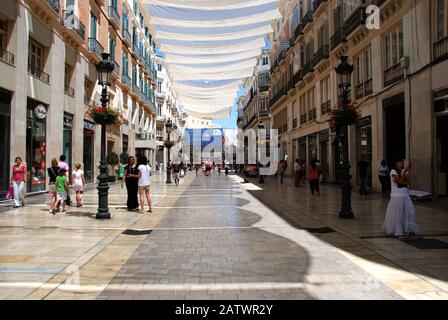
[87,107,122,126]
[329,103,360,131]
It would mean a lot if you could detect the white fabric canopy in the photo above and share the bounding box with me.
[146,1,280,119]
[160,38,265,54]
[165,49,262,65]
[145,0,277,10]
[156,25,272,41]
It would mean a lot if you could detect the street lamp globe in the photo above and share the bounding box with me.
[258,121,265,130]
[165,118,173,134]
[96,53,114,87]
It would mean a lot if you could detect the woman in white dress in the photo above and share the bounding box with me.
[382,159,420,239]
[72,162,86,208]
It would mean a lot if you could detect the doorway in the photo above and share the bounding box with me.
[436,114,448,196]
[384,94,406,166]
[0,89,11,197]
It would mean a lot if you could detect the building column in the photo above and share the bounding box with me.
[73,53,85,171]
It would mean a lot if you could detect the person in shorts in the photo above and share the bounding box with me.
[47,158,60,213]
[137,155,152,213]
[54,169,69,214]
[72,162,86,208]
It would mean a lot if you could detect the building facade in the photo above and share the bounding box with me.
[154,54,185,166]
[268,0,448,196]
[0,0,159,196]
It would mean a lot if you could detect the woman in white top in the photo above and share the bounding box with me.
[382,159,420,239]
[137,155,152,213]
[72,162,86,208]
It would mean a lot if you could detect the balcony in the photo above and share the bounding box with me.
[293,69,303,86]
[301,10,313,30]
[132,83,140,95]
[331,26,347,51]
[88,38,104,58]
[364,78,373,96]
[434,36,448,63]
[292,118,298,129]
[288,78,294,92]
[308,108,317,121]
[344,7,367,38]
[321,100,331,115]
[44,0,60,14]
[313,0,328,14]
[384,63,404,87]
[121,74,132,89]
[64,84,75,97]
[28,64,50,84]
[62,11,85,42]
[269,87,287,108]
[108,6,120,29]
[355,82,365,100]
[302,61,314,77]
[290,23,303,46]
[0,48,14,66]
[113,60,120,76]
[122,29,132,46]
[314,45,329,66]
[300,114,307,125]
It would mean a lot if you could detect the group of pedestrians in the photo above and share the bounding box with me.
[121,155,153,213]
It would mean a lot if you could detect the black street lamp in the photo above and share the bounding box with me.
[258,121,265,184]
[95,53,115,220]
[164,118,174,184]
[335,56,354,219]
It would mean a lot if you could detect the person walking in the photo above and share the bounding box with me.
[294,159,301,187]
[54,169,69,214]
[357,157,369,197]
[383,159,420,239]
[309,161,320,196]
[58,155,71,206]
[72,162,86,208]
[10,156,27,208]
[137,155,152,213]
[377,160,390,194]
[279,160,287,184]
[122,156,139,211]
[172,162,181,186]
[195,163,200,176]
[47,158,59,213]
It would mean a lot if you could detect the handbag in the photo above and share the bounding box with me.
[6,185,13,200]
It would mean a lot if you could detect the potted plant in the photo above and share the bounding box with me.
[87,107,123,126]
[106,151,119,182]
[329,103,360,132]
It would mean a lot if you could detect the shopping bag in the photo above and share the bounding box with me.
[6,185,13,200]
[179,169,185,178]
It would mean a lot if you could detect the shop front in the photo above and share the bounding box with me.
[26,99,47,192]
[0,89,11,197]
[83,120,95,183]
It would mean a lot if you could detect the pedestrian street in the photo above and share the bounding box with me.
[0,171,446,300]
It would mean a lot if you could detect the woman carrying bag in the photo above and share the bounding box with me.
[121,156,139,211]
[10,156,27,208]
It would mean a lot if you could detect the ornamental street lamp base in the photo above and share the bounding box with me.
[259,175,264,184]
[96,211,111,219]
[339,210,354,219]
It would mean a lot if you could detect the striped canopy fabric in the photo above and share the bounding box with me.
[144,0,280,119]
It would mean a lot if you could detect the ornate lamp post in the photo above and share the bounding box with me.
[258,121,265,184]
[335,56,355,219]
[95,53,115,219]
[164,118,174,184]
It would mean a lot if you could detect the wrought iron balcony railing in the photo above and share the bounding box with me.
[122,73,132,88]
[434,36,448,63]
[88,38,104,57]
[314,45,329,66]
[62,11,85,41]
[301,10,313,29]
[108,6,120,27]
[45,0,60,14]
[293,69,303,86]
[28,64,50,84]
[331,26,347,51]
[300,114,307,125]
[384,63,404,87]
[302,61,314,77]
[122,28,132,45]
[313,0,328,13]
[0,48,14,65]
[269,87,287,107]
[321,100,331,115]
[344,7,367,37]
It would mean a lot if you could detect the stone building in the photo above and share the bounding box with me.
[0,0,158,195]
[268,0,448,196]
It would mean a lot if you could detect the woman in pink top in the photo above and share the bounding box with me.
[10,156,27,208]
[308,161,320,196]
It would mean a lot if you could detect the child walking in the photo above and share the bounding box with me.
[72,162,86,207]
[53,169,69,214]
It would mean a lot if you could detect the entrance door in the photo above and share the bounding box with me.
[384,101,406,166]
[83,129,94,183]
[0,90,11,197]
[436,115,448,196]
